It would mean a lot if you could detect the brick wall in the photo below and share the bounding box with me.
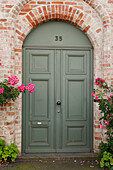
[0,0,113,154]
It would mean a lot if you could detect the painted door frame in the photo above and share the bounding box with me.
[22,45,93,153]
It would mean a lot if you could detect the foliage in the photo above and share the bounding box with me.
[0,79,20,105]
[0,138,5,160]
[0,138,19,163]
[99,151,113,169]
[92,77,113,169]
[0,77,36,105]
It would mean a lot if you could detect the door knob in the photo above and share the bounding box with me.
[56,101,61,105]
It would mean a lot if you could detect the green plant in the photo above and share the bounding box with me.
[92,77,113,169]
[100,151,113,169]
[0,79,20,105]
[0,138,5,160]
[0,76,36,105]
[2,143,19,162]
[0,138,19,163]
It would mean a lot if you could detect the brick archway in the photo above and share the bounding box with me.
[9,0,111,29]
[15,5,101,48]
[13,3,104,153]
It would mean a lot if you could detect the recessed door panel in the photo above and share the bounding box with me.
[30,79,49,119]
[66,79,87,120]
[66,52,87,74]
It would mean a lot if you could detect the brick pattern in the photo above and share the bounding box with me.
[0,0,113,154]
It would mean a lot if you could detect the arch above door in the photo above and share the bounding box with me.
[23,21,92,48]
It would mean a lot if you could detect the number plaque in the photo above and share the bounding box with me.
[55,36,62,41]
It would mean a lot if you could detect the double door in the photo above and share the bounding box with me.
[23,48,92,153]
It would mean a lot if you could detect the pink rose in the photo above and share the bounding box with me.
[0,59,1,66]
[0,88,4,94]
[17,84,26,92]
[26,83,36,93]
[95,96,99,100]
[100,124,103,129]
[8,76,19,86]
[91,92,95,97]
[105,121,109,125]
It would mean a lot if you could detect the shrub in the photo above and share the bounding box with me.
[0,138,19,163]
[92,77,113,169]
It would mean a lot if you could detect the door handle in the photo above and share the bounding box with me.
[56,101,61,105]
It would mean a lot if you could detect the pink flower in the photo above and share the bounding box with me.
[105,121,109,125]
[91,92,95,97]
[0,59,1,66]
[17,84,26,92]
[95,96,99,100]
[110,95,113,97]
[99,84,102,87]
[101,79,105,83]
[8,76,19,86]
[100,124,103,129]
[0,88,4,94]
[108,97,111,101]
[26,83,36,93]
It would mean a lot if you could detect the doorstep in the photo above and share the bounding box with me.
[18,153,97,161]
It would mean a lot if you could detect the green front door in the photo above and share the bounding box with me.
[23,48,92,153]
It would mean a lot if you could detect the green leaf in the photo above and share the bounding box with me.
[100,160,104,167]
[105,162,110,168]
[11,157,15,162]
[110,158,113,165]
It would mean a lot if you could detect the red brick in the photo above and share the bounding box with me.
[53,2,63,4]
[0,19,7,22]
[37,1,46,4]
[103,64,110,67]
[38,7,42,14]
[96,28,101,33]
[26,15,36,27]
[14,49,22,52]
[83,25,90,32]
[6,5,13,8]
[95,137,102,140]
[43,6,47,15]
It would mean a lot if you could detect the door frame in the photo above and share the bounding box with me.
[22,45,93,153]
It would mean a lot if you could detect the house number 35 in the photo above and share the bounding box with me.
[55,36,62,41]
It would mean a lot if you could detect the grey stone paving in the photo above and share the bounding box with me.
[0,159,103,170]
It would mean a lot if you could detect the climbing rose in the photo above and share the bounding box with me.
[26,83,36,93]
[91,92,95,97]
[100,124,103,129]
[17,84,26,92]
[8,76,19,86]
[105,121,109,125]
[95,77,107,88]
[0,59,1,66]
[0,88,4,94]
[95,96,99,100]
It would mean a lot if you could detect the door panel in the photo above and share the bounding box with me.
[65,51,87,75]
[61,50,90,152]
[24,49,55,153]
[66,79,87,120]
[23,48,92,153]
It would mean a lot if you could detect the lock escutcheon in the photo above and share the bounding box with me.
[56,101,61,105]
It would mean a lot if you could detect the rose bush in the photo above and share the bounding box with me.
[92,77,113,169]
[0,60,36,105]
